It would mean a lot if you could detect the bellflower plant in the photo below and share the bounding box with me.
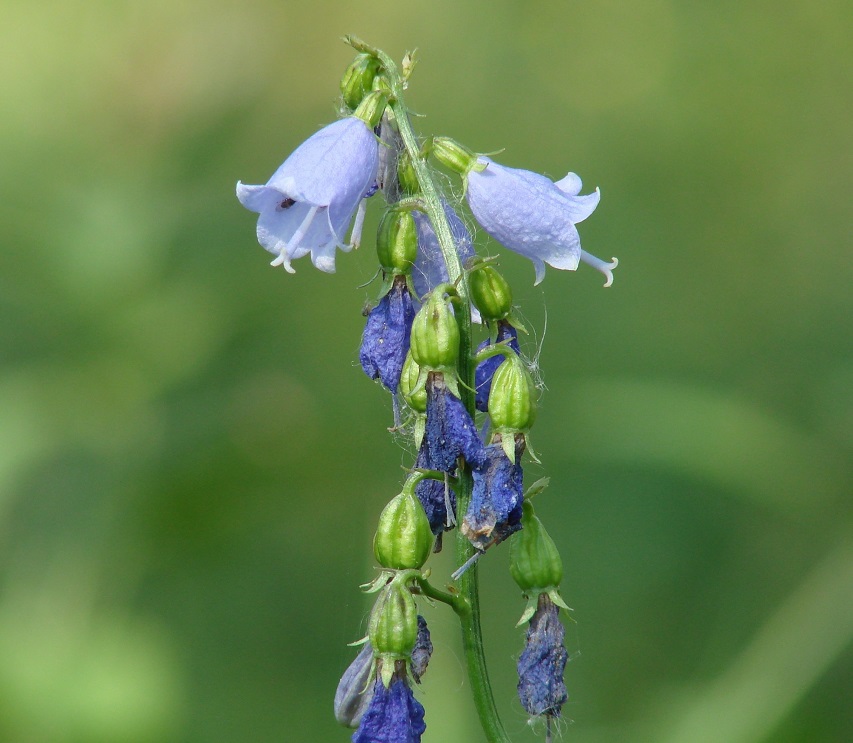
[236,37,615,743]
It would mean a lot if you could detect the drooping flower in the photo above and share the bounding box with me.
[236,116,379,273]
[475,320,520,413]
[335,615,432,730]
[352,673,426,743]
[462,439,525,550]
[423,373,486,472]
[465,157,617,286]
[517,594,568,719]
[360,276,416,393]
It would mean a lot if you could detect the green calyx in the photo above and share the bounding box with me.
[431,136,480,176]
[488,355,537,443]
[400,351,427,414]
[373,485,434,571]
[509,500,570,625]
[376,210,418,275]
[341,53,382,110]
[397,150,420,196]
[368,580,419,682]
[353,90,388,129]
[409,284,460,373]
[469,261,513,322]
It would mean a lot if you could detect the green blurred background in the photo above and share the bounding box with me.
[1,1,850,741]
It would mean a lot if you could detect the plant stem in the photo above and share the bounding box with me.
[345,35,512,743]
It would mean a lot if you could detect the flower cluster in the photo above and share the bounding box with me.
[237,38,604,742]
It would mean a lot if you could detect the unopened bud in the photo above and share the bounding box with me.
[374,488,433,570]
[397,151,420,196]
[509,500,563,593]
[341,54,381,110]
[409,284,459,371]
[376,210,418,274]
[489,354,537,435]
[469,262,513,321]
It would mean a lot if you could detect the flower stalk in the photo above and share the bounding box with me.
[345,35,510,743]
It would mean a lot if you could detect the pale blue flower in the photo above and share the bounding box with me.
[236,117,378,273]
[466,158,617,286]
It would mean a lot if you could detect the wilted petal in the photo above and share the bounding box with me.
[424,374,486,472]
[517,594,568,718]
[335,643,376,728]
[410,616,433,683]
[352,676,426,743]
[360,278,416,393]
[414,443,456,535]
[462,441,524,550]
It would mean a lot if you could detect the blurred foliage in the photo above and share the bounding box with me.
[0,1,851,742]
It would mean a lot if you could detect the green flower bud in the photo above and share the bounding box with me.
[374,489,433,570]
[409,284,460,371]
[376,210,418,275]
[353,90,388,129]
[368,581,419,659]
[397,151,420,196]
[400,351,427,413]
[510,501,563,593]
[432,137,479,176]
[341,53,381,110]
[469,262,513,321]
[489,354,537,434]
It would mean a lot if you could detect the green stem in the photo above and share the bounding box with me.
[345,35,512,743]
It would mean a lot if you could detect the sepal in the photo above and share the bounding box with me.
[354,90,389,129]
[431,136,481,176]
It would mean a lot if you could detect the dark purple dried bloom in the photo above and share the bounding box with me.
[360,277,416,393]
[424,374,486,472]
[462,440,524,550]
[352,676,426,743]
[414,443,456,535]
[410,615,433,683]
[475,321,520,412]
[517,594,568,718]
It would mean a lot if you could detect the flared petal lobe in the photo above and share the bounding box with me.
[466,157,607,285]
[236,117,378,273]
